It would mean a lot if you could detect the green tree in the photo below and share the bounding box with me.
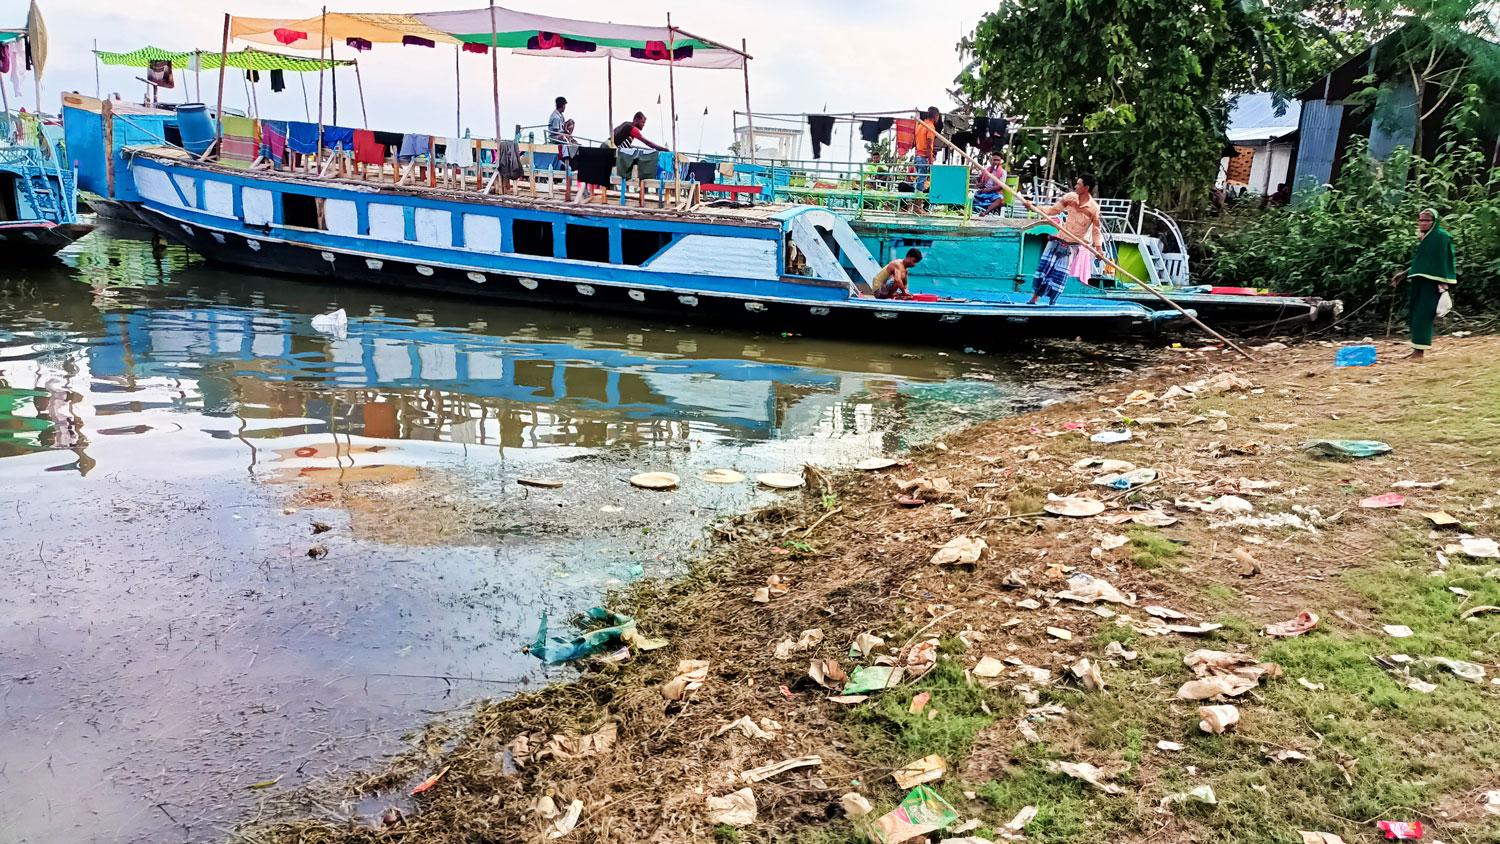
[958,0,1337,207]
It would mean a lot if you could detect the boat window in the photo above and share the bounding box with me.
[513,218,554,257]
[0,174,17,222]
[281,193,324,230]
[564,224,611,263]
[620,229,673,266]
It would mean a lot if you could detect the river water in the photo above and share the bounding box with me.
[0,227,1134,842]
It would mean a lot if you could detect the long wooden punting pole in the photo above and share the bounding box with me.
[929,127,1255,361]
[606,54,613,131]
[741,38,755,164]
[488,0,501,192]
[315,6,327,172]
[666,15,680,198]
[454,45,461,137]
[214,13,230,157]
[353,60,369,129]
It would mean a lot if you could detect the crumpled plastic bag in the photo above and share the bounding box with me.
[1304,439,1392,459]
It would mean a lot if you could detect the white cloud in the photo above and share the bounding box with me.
[30,0,995,154]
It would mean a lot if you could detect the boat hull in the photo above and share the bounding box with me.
[0,221,96,261]
[134,205,1180,345]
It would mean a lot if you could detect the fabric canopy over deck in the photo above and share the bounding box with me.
[95,46,352,71]
[414,7,747,69]
[230,13,459,47]
[227,6,747,69]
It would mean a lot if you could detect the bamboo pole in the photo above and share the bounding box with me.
[454,45,461,137]
[666,15,680,201]
[330,36,338,126]
[606,54,613,132]
[315,6,327,172]
[353,60,368,129]
[213,13,230,156]
[101,97,114,197]
[930,128,1255,360]
[741,38,755,164]
[488,0,501,193]
[93,39,100,98]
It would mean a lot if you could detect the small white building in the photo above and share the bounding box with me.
[734,125,803,163]
[1217,92,1298,195]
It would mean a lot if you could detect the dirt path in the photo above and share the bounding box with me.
[241,336,1500,844]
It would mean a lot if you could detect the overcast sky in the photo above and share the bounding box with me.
[17,0,997,155]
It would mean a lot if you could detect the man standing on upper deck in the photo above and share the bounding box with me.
[547,96,568,143]
[913,107,939,192]
[611,112,669,152]
[1028,173,1106,305]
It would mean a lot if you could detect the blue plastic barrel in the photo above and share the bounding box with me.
[176,104,216,157]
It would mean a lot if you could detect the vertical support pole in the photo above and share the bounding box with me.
[315,6,327,172]
[741,38,755,164]
[606,54,613,131]
[489,0,502,194]
[353,60,369,129]
[454,45,461,137]
[330,37,338,126]
[93,39,101,98]
[666,15,679,199]
[214,13,230,156]
[102,97,115,198]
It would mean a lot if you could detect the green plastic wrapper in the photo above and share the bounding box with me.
[865,785,959,843]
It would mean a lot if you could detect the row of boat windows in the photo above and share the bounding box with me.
[278,192,673,266]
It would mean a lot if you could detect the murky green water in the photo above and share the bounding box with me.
[0,226,1136,842]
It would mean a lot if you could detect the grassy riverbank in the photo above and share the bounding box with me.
[241,336,1500,844]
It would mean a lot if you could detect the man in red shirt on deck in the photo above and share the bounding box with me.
[611,112,669,152]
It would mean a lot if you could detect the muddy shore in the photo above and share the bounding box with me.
[239,335,1500,844]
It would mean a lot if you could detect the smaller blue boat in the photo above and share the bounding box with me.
[1,111,93,262]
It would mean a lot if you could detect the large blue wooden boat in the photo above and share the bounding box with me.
[123,146,1190,344]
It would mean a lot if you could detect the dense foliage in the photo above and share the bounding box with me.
[1196,93,1500,312]
[957,0,1337,207]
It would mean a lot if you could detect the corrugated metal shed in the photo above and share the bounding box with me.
[1292,99,1344,188]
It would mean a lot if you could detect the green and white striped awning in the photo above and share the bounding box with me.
[94,46,352,72]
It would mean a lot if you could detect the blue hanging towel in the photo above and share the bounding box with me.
[398,134,431,161]
[285,121,320,155]
[321,126,355,151]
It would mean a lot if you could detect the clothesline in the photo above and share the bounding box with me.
[735,109,918,120]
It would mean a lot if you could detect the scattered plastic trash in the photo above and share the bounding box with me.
[1157,740,1185,752]
[1375,820,1424,840]
[908,691,931,715]
[1047,760,1123,795]
[1482,790,1500,816]
[662,660,710,701]
[705,787,757,827]
[773,628,824,660]
[717,716,779,741]
[1004,805,1039,833]
[531,608,657,664]
[1160,784,1217,810]
[757,472,805,489]
[1070,657,1105,690]
[548,799,583,838]
[1456,537,1500,558]
[904,639,939,679]
[1461,605,1500,620]
[1056,573,1134,605]
[973,656,1005,678]
[856,457,902,471]
[629,471,680,490]
[409,766,449,796]
[518,477,564,489]
[1044,494,1106,517]
[1046,626,1073,641]
[841,792,873,818]
[1094,468,1158,489]
[931,535,987,566]
[701,468,746,484]
[1198,704,1241,734]
[1334,345,1377,367]
[1360,493,1406,509]
[741,755,822,783]
[809,658,848,690]
[1393,478,1452,489]
[1304,439,1392,459]
[1416,655,1485,683]
[1300,832,1349,844]
[1383,624,1414,638]
[1097,509,1178,527]
[1101,534,1129,550]
[752,574,791,603]
[868,785,959,844]
[310,308,348,338]
[1075,457,1136,473]
[1146,605,1187,620]
[1091,430,1133,444]
[843,666,904,695]
[891,754,947,789]
[1423,511,1460,528]
[1264,611,1319,638]
[850,632,884,659]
